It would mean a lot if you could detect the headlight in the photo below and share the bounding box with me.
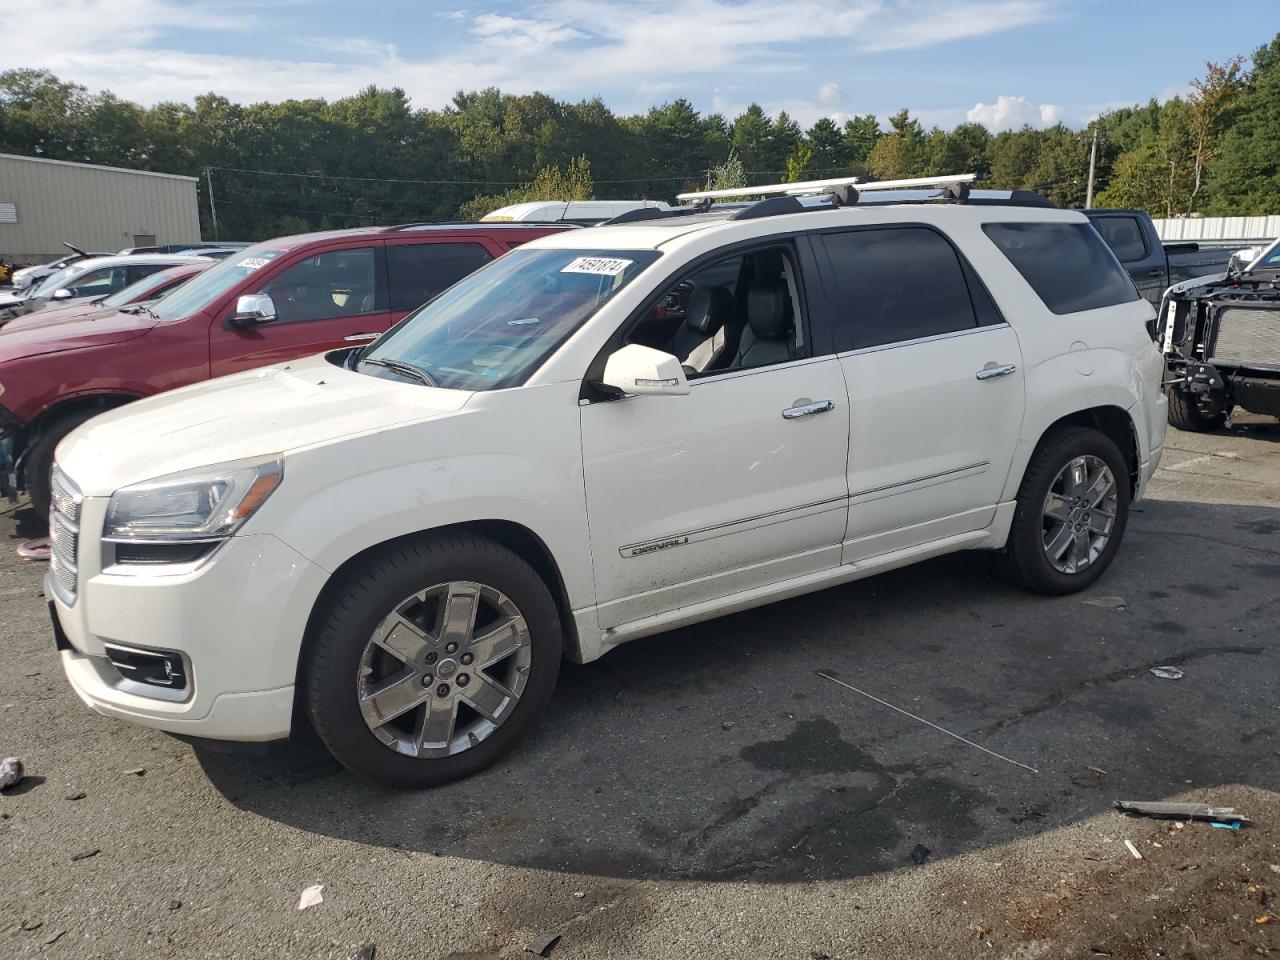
[104,456,282,542]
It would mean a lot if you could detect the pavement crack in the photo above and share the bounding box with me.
[968,645,1266,739]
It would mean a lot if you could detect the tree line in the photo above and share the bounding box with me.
[1,32,1276,241]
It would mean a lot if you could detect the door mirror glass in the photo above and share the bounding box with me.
[231,292,277,327]
[51,288,73,300]
[601,343,690,397]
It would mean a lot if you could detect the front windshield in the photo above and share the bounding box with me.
[362,248,661,391]
[101,269,183,308]
[31,264,84,298]
[148,247,284,321]
[1251,238,1280,270]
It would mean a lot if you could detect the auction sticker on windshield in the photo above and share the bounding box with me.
[237,256,274,271]
[561,256,633,276]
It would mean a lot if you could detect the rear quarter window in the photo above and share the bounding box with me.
[983,222,1141,315]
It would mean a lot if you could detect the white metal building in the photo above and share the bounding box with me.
[1152,214,1280,244]
[0,153,201,263]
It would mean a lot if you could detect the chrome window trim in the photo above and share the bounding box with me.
[835,322,1011,361]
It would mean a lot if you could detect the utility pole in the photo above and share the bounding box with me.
[1085,127,1099,209]
[203,167,221,240]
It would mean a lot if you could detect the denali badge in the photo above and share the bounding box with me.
[620,536,689,558]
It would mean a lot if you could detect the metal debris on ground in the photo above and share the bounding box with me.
[525,932,562,957]
[65,792,86,801]
[122,767,146,776]
[297,884,324,910]
[0,756,23,790]
[70,848,100,861]
[1123,839,1143,860]
[348,944,376,960]
[815,670,1040,774]
[16,538,50,562]
[1082,595,1126,608]
[1149,666,1184,680]
[1116,800,1253,827]
[1210,821,1242,831]
[910,844,931,865]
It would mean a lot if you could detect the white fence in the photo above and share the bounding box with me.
[1152,215,1280,243]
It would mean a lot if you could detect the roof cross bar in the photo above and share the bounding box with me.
[677,173,977,204]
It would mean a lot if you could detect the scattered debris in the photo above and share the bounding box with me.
[0,756,23,790]
[65,792,86,801]
[1149,666,1184,680]
[1073,768,1106,789]
[43,930,65,946]
[720,721,735,731]
[910,844,932,865]
[1087,765,1108,775]
[809,951,832,960]
[1210,821,1242,831]
[168,899,182,911]
[1257,915,1274,925]
[1116,800,1253,827]
[71,848,100,862]
[122,767,146,777]
[1123,839,1143,860]
[16,538,51,562]
[19,919,43,932]
[297,884,324,911]
[1271,864,1280,875]
[526,932,562,957]
[815,670,1039,774]
[571,891,585,899]
[1082,595,1126,609]
[348,944,376,960]
[1089,947,1113,957]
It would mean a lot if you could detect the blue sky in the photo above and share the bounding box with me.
[16,1,1280,131]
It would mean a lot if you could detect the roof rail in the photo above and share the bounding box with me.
[677,173,977,205]
[383,220,580,231]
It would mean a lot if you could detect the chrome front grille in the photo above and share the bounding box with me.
[48,466,82,602]
[1210,306,1280,370]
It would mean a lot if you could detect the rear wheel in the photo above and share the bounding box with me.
[303,533,562,788]
[1003,426,1131,595]
[1166,386,1228,433]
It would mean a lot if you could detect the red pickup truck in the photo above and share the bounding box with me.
[0,222,571,518]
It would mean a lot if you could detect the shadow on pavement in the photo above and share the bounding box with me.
[197,498,1280,883]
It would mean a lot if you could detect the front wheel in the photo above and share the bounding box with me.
[1166,386,1228,433]
[26,412,96,522]
[303,534,562,788]
[1003,426,1131,596]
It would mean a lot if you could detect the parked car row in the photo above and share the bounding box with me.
[0,222,573,514]
[3,241,244,293]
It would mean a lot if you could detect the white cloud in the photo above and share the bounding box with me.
[6,0,1060,113]
[817,82,844,109]
[966,94,1063,131]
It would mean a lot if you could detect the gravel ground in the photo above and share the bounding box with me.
[2,415,1278,959]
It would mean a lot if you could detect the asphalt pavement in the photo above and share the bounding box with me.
[2,415,1278,959]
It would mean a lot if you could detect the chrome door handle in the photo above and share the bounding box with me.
[975,363,1017,381]
[782,400,835,419]
[344,332,381,342]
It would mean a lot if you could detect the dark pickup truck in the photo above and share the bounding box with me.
[1157,238,1280,431]
[1083,209,1235,310]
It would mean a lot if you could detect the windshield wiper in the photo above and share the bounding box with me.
[359,356,439,388]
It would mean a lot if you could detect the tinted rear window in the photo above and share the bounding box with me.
[983,222,1141,315]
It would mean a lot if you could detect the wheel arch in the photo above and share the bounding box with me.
[1026,404,1141,496]
[293,519,582,713]
[15,392,141,485]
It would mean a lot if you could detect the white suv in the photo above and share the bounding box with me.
[46,178,1167,788]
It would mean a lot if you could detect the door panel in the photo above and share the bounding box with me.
[209,245,390,377]
[839,325,1025,560]
[580,358,850,629]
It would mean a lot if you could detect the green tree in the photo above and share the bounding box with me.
[805,117,846,171]
[784,141,817,182]
[704,149,746,191]
[867,109,924,180]
[841,114,880,163]
[729,104,774,173]
[457,155,594,220]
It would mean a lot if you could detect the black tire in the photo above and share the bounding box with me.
[25,413,94,522]
[303,533,562,789]
[1166,386,1227,433]
[1003,426,1131,596]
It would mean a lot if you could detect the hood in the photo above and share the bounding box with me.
[0,290,30,308]
[1166,271,1229,299]
[0,307,156,363]
[1,299,119,331]
[57,353,475,495]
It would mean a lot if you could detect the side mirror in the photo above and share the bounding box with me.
[52,288,73,300]
[600,343,690,397]
[231,293,277,327]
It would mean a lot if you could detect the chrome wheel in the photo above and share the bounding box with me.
[1041,455,1118,574]
[356,581,531,758]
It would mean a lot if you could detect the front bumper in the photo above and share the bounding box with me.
[50,506,331,742]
